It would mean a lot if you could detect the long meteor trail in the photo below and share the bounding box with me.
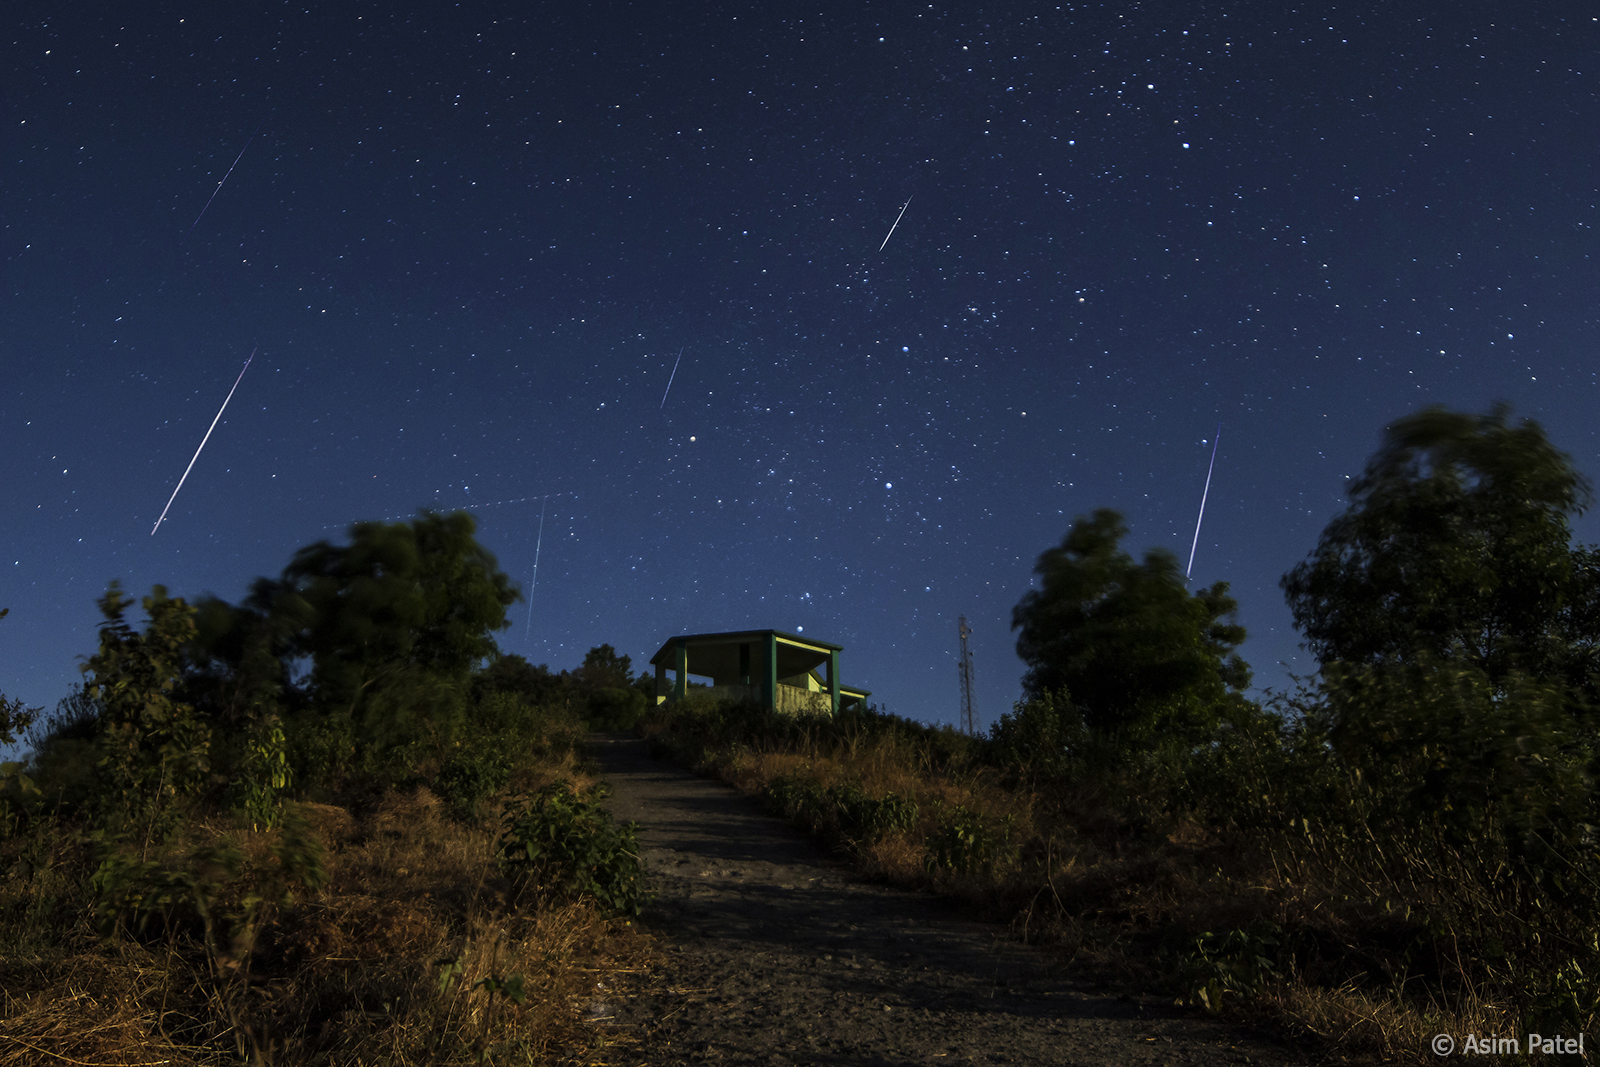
[878,196,913,252]
[184,124,260,240]
[1186,423,1222,579]
[151,349,255,536]
[659,346,685,408]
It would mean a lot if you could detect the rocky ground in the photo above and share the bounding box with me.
[587,734,1311,1066]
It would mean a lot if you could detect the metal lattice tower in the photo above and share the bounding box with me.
[957,616,977,736]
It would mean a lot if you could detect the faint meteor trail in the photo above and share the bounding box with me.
[151,349,255,535]
[659,347,685,408]
[878,196,913,252]
[524,495,548,642]
[183,124,260,240]
[1186,423,1222,579]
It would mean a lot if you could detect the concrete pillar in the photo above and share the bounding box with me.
[828,649,840,715]
[675,639,688,702]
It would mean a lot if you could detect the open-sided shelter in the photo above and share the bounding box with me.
[649,629,871,715]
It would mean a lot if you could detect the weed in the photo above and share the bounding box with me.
[1167,919,1284,1011]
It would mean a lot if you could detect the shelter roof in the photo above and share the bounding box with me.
[647,629,843,667]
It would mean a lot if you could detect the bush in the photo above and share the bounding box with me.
[1166,919,1285,1011]
[760,774,918,848]
[986,690,1079,778]
[924,804,1017,875]
[435,749,511,820]
[496,784,644,916]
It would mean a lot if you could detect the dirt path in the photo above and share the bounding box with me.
[588,735,1301,1066]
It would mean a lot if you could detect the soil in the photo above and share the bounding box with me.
[586,734,1308,1066]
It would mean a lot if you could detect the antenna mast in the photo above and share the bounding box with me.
[957,616,977,736]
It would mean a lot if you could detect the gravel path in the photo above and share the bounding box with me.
[588,734,1302,1066]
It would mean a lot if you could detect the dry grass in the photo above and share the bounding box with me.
[662,709,1594,1065]
[0,780,651,1066]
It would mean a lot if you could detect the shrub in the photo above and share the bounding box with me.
[761,774,918,848]
[924,804,1017,875]
[234,717,293,830]
[1167,919,1285,1011]
[496,785,643,916]
[435,748,511,820]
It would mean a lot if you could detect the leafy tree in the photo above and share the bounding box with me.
[184,592,299,729]
[1281,404,1594,688]
[1012,508,1251,740]
[260,511,519,733]
[570,645,652,729]
[83,583,213,840]
[573,644,635,691]
[473,653,567,708]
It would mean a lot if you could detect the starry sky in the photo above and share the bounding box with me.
[7,2,1600,732]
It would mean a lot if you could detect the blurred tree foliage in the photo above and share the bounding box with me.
[82,583,212,839]
[1282,404,1599,694]
[1011,508,1251,741]
[262,511,519,726]
[574,644,635,690]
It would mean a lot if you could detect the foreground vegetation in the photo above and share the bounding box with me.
[649,685,1596,1061]
[2,401,1595,1062]
[652,405,1600,1063]
[0,514,651,1065]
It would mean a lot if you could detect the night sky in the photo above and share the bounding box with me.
[7,2,1600,733]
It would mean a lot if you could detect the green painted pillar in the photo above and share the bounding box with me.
[828,649,840,715]
[675,640,688,702]
[655,659,666,704]
[765,633,778,709]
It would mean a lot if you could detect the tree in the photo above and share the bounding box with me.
[473,653,567,708]
[83,583,212,838]
[1012,508,1252,739]
[573,644,635,691]
[571,645,651,730]
[258,511,519,735]
[1281,404,1594,688]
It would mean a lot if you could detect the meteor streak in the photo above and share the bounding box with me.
[184,124,260,240]
[659,346,685,408]
[525,495,548,642]
[1186,423,1222,579]
[151,349,255,535]
[878,196,913,252]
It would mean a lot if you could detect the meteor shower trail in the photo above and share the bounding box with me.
[184,124,260,240]
[1187,424,1222,579]
[659,347,685,408]
[525,495,548,642]
[878,196,912,252]
[151,349,256,535]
